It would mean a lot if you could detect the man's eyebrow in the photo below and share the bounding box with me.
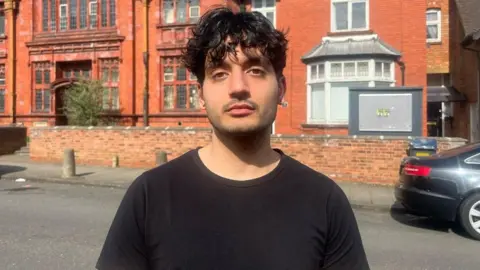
[204,50,270,71]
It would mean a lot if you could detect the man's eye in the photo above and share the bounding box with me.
[249,68,266,76]
[212,72,228,80]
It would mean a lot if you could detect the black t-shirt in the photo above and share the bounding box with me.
[96,149,370,270]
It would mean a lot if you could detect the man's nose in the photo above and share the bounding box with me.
[228,69,250,98]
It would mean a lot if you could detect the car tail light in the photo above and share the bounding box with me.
[403,163,431,177]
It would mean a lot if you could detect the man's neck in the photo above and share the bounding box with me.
[198,129,281,181]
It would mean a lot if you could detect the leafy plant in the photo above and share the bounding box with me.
[62,79,116,126]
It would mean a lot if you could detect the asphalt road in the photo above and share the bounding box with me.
[0,180,478,270]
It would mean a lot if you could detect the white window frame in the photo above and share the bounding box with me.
[426,9,441,43]
[252,0,276,27]
[374,60,394,81]
[164,67,174,82]
[89,1,98,16]
[306,59,395,125]
[189,6,200,19]
[59,4,68,18]
[331,0,369,32]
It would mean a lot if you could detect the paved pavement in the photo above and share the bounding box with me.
[0,154,396,210]
[0,180,478,270]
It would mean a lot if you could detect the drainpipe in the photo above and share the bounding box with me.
[142,0,150,126]
[5,0,17,124]
[396,60,406,86]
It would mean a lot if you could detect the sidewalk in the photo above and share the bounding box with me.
[0,155,397,211]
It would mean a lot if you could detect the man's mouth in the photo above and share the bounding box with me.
[226,103,255,117]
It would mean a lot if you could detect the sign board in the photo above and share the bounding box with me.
[358,93,413,132]
[349,87,423,136]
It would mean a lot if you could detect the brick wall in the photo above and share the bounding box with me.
[0,126,27,155]
[426,0,450,73]
[29,127,466,185]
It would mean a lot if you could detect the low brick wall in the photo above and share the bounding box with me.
[29,127,467,184]
[0,126,27,155]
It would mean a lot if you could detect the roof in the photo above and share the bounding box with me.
[455,0,480,42]
[427,86,467,103]
[301,35,401,63]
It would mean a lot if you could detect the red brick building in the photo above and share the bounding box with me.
[425,0,452,137]
[0,0,427,135]
[447,0,480,141]
[424,0,480,141]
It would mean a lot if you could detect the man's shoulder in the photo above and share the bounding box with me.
[132,149,198,188]
[283,154,336,188]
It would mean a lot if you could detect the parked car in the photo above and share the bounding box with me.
[395,142,480,240]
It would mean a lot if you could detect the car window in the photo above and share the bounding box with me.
[434,142,480,158]
[464,153,480,164]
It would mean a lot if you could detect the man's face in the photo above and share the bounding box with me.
[199,45,286,136]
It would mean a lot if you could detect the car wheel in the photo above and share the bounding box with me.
[459,193,480,241]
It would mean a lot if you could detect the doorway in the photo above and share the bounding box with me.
[427,102,442,137]
[55,85,68,126]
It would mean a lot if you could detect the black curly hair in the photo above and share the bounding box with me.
[181,6,288,85]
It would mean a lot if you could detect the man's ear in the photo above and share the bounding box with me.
[198,84,206,109]
[277,76,286,105]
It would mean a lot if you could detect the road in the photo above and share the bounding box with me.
[0,180,478,270]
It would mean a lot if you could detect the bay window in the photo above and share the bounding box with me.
[307,59,395,124]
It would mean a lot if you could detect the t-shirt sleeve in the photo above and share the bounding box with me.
[96,174,149,270]
[322,183,370,270]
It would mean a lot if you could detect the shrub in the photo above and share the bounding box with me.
[62,79,117,126]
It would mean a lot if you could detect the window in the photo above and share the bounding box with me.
[331,0,368,32]
[63,68,90,79]
[99,58,120,110]
[90,0,98,28]
[252,0,276,27]
[465,153,480,165]
[0,2,5,36]
[426,9,441,42]
[33,62,52,113]
[307,59,395,124]
[42,0,115,31]
[60,0,68,30]
[0,64,5,113]
[162,57,200,110]
[0,89,4,113]
[163,0,200,24]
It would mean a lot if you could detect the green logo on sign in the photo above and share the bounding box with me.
[376,108,390,117]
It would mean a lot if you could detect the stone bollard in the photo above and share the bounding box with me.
[62,148,76,178]
[156,151,168,166]
[112,155,119,168]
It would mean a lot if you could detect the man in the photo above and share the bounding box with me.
[97,6,370,270]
